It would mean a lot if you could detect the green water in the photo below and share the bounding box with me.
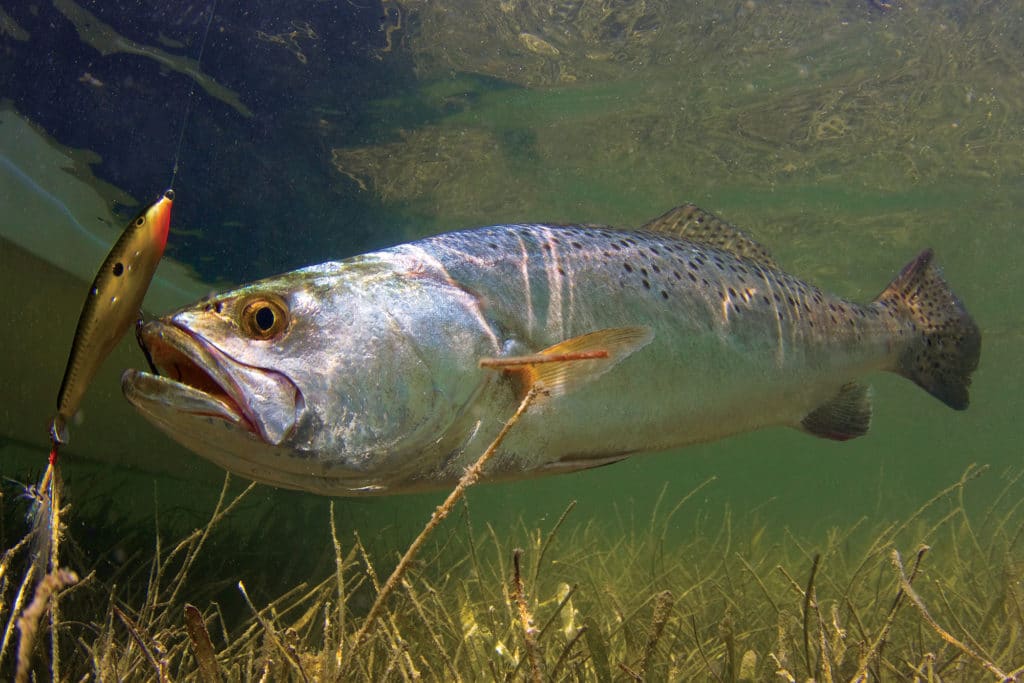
[1,0,1022,678]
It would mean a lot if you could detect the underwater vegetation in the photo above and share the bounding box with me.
[330,0,1024,243]
[1,461,1021,681]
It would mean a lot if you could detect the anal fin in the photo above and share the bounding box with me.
[480,326,653,398]
[800,382,871,441]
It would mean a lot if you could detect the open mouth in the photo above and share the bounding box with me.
[136,321,259,433]
[127,320,299,444]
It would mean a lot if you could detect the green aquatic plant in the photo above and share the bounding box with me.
[2,458,1022,681]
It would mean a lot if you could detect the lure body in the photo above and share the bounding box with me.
[51,190,174,443]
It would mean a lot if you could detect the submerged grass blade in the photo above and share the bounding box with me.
[184,603,222,683]
[14,568,77,683]
[511,548,543,683]
[347,386,540,657]
[3,456,1022,682]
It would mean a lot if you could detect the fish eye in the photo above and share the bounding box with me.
[241,296,289,339]
[135,216,145,227]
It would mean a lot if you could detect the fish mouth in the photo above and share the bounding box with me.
[123,320,299,444]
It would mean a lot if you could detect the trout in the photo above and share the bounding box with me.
[121,204,980,495]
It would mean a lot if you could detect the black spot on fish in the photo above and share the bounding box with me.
[623,262,634,273]
[728,287,737,297]
[557,266,566,276]
[661,290,669,299]
[688,272,698,283]
[642,279,651,290]
[640,267,648,277]
[571,241,583,249]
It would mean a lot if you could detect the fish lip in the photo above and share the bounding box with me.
[121,368,249,428]
[133,320,296,442]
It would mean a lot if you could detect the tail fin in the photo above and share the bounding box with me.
[875,249,980,410]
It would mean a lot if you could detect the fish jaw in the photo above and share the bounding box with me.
[123,320,300,445]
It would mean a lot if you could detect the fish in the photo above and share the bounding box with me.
[51,189,174,444]
[121,203,980,496]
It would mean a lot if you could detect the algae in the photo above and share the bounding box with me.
[330,1,1024,247]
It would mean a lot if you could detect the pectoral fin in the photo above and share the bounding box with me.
[799,382,872,441]
[480,326,653,397]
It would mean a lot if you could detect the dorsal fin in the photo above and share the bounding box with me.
[641,204,779,270]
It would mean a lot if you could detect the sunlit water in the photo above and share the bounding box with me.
[1,0,1021,676]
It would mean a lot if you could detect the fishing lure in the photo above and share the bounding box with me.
[50,189,174,445]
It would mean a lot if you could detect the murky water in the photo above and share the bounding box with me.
[1,1,1021,679]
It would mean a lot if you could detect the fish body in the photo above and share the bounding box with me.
[52,190,174,444]
[122,204,980,495]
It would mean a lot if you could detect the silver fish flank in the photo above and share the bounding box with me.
[122,204,981,495]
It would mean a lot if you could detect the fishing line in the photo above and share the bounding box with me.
[168,0,218,190]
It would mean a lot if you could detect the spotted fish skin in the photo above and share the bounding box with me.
[122,205,980,496]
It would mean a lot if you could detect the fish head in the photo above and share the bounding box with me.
[122,254,498,494]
